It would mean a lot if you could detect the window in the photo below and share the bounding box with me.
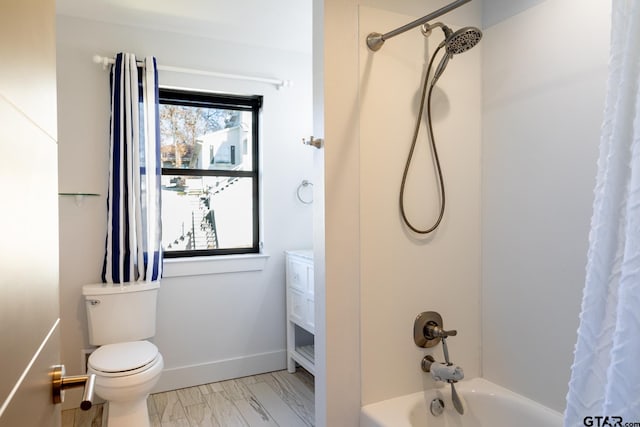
[159,88,262,258]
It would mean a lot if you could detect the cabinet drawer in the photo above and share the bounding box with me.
[288,259,308,292]
[288,288,307,325]
[305,298,315,332]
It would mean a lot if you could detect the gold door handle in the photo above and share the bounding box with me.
[51,365,96,410]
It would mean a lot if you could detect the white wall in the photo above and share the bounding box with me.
[481,0,545,27]
[56,14,313,405]
[481,0,611,412]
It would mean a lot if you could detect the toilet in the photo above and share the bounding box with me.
[83,281,164,427]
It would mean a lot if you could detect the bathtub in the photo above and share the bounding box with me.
[360,378,562,427]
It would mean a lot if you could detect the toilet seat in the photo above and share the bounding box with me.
[89,341,160,377]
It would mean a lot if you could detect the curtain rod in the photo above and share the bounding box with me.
[92,55,292,90]
[367,0,472,51]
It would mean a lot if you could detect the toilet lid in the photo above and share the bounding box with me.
[89,341,158,373]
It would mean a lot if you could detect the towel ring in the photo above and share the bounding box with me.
[296,180,314,204]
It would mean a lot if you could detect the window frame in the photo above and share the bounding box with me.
[158,88,263,258]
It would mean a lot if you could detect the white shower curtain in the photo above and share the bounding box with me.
[564,2,640,425]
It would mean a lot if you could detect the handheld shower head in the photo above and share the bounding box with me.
[443,26,482,55]
[426,24,482,84]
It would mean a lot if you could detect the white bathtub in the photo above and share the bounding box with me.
[360,378,562,427]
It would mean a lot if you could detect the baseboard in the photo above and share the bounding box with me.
[152,349,287,393]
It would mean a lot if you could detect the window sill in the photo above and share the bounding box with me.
[163,253,269,277]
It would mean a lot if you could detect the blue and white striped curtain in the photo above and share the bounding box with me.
[102,53,162,283]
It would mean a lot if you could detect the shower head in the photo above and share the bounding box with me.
[423,24,482,84]
[443,26,482,55]
[422,23,483,54]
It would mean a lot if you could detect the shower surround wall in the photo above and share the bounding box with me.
[358,3,483,406]
[481,0,610,412]
[314,1,482,422]
[56,15,313,407]
[319,0,609,422]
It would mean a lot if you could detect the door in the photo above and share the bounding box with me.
[0,0,62,426]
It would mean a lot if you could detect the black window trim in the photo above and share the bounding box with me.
[159,87,262,258]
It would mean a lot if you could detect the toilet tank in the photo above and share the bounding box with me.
[82,281,160,346]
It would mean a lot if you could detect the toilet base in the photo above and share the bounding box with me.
[105,397,151,427]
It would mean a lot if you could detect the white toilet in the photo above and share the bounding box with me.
[83,281,164,427]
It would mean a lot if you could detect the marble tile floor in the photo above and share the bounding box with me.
[62,369,315,427]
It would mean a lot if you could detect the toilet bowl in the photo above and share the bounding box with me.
[83,282,163,427]
[87,341,163,427]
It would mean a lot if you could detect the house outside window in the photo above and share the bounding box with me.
[159,88,262,257]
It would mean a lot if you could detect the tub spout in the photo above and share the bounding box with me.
[431,363,464,382]
[421,355,464,382]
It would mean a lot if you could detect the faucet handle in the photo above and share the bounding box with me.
[425,323,457,339]
[414,311,454,348]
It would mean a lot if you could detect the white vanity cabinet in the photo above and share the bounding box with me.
[285,250,315,375]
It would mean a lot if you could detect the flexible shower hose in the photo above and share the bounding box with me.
[399,44,447,234]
